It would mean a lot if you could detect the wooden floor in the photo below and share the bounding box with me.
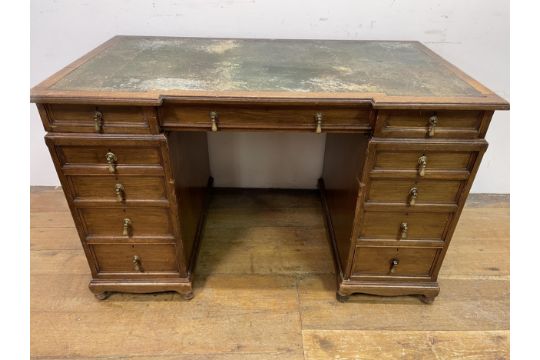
[30,188,509,359]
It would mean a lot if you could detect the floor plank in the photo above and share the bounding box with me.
[31,227,81,250]
[209,188,322,209]
[30,189,69,212]
[31,211,75,228]
[206,207,325,229]
[302,330,509,360]
[440,208,509,278]
[298,274,509,331]
[197,227,334,275]
[31,274,304,359]
[31,250,89,275]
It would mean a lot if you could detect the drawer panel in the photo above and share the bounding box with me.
[80,207,173,237]
[91,244,178,273]
[160,104,371,131]
[375,110,484,139]
[374,151,472,172]
[367,179,463,205]
[68,175,168,202]
[59,146,162,167]
[43,104,157,134]
[359,211,452,241]
[352,246,439,277]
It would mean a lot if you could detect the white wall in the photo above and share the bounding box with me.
[30,0,509,192]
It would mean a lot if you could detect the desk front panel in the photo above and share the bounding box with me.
[160,103,373,132]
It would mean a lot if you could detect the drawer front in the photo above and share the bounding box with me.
[42,104,158,134]
[375,110,485,139]
[91,244,178,274]
[80,207,173,237]
[374,150,473,173]
[359,211,452,241]
[352,246,439,277]
[367,179,463,205]
[59,145,163,168]
[68,175,168,202]
[160,104,372,131]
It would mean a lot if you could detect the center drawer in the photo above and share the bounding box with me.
[366,179,463,205]
[159,104,372,132]
[351,246,440,278]
[68,175,168,202]
[91,243,179,274]
[79,207,174,238]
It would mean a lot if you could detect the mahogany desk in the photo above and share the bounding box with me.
[31,36,509,303]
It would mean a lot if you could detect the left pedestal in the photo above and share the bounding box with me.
[43,125,211,300]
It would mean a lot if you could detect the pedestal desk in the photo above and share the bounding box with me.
[31,36,509,303]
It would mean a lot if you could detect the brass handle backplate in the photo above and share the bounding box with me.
[115,183,124,201]
[418,155,427,177]
[315,112,323,133]
[94,110,103,132]
[132,255,142,272]
[390,258,399,273]
[408,187,418,206]
[400,222,408,240]
[428,115,438,137]
[105,151,117,173]
[123,218,132,236]
[210,111,218,132]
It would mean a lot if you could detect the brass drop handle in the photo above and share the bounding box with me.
[94,110,103,132]
[132,255,142,272]
[428,115,438,137]
[210,111,218,132]
[115,183,124,201]
[123,218,132,236]
[105,151,117,173]
[390,258,399,273]
[315,112,323,133]
[418,155,427,177]
[400,222,408,240]
[408,187,418,206]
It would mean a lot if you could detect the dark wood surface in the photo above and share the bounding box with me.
[32,36,508,301]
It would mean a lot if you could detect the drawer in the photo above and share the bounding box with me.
[46,135,167,175]
[358,211,452,241]
[91,244,178,274]
[374,150,473,173]
[366,179,463,205]
[375,110,486,139]
[160,104,372,132]
[351,246,439,277]
[57,145,163,171]
[68,175,168,202]
[80,207,174,237]
[41,104,158,134]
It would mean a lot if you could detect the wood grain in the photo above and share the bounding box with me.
[160,103,371,132]
[31,274,303,359]
[197,227,334,275]
[298,275,508,331]
[302,330,509,360]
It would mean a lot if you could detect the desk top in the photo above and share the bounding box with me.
[31,36,508,109]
